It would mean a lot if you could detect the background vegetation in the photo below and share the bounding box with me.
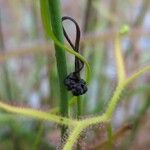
[0,0,149,149]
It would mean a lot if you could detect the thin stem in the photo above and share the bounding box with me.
[0,9,12,101]
[122,93,150,150]
[82,0,92,33]
[48,0,68,136]
[125,0,150,57]
[77,96,81,150]
[0,9,23,150]
[32,123,44,150]
[107,123,113,149]
[77,97,81,119]
[133,0,150,27]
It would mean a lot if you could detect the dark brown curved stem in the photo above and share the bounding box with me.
[62,16,84,79]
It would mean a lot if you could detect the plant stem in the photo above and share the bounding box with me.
[0,9,12,101]
[77,97,81,119]
[48,0,68,135]
[122,93,150,150]
[32,123,45,150]
[76,97,81,149]
[107,123,113,149]
[82,0,92,33]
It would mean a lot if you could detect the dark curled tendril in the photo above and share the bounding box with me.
[62,16,88,96]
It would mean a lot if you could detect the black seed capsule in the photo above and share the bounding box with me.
[64,73,87,96]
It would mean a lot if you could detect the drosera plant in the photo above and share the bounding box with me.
[0,1,150,150]
[0,24,150,149]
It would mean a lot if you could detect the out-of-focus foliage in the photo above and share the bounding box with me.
[0,0,150,149]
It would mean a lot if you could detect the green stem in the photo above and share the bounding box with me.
[48,0,68,135]
[77,97,81,119]
[77,96,81,150]
[107,123,113,149]
[32,122,44,150]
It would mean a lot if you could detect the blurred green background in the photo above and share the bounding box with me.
[0,0,149,149]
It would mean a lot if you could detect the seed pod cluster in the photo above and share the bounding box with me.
[64,73,87,96]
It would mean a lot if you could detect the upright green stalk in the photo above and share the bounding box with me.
[77,97,81,119]
[47,0,68,134]
[77,96,81,150]
[107,123,113,149]
[47,0,68,113]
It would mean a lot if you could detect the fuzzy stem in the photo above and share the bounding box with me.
[48,0,68,135]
